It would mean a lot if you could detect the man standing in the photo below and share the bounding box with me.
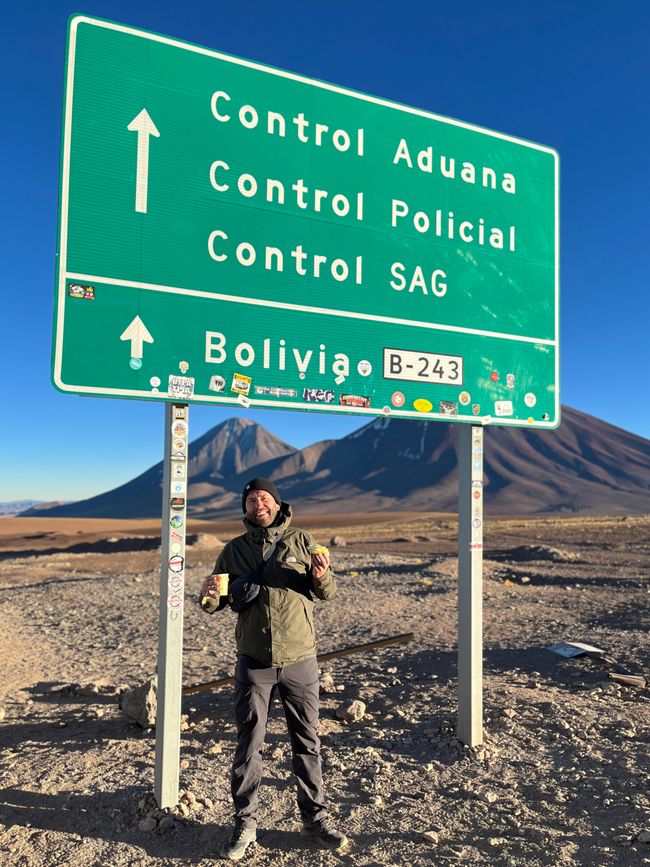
[200,477,348,861]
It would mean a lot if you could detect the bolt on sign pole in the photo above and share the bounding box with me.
[457,423,483,747]
[154,402,189,808]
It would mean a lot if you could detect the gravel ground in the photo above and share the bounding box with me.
[0,514,648,866]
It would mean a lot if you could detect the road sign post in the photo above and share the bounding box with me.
[457,424,483,746]
[154,402,189,808]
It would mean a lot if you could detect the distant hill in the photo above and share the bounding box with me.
[0,500,47,517]
[266,406,650,516]
[21,417,296,520]
[22,407,650,519]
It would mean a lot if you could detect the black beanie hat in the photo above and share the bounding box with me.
[242,478,281,512]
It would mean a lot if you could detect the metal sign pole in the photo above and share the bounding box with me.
[154,401,189,808]
[457,423,483,746]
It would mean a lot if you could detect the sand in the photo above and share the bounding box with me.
[0,514,648,866]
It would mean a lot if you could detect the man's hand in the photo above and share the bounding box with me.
[311,551,330,581]
[201,574,223,600]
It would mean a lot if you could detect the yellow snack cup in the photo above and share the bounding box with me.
[310,545,329,556]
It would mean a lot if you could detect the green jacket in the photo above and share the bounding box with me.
[204,503,336,666]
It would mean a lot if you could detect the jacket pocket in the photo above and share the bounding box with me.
[300,595,315,640]
[277,559,307,578]
[235,604,253,643]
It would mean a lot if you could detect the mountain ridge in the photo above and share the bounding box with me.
[21,408,650,518]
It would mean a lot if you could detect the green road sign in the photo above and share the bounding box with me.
[53,15,559,428]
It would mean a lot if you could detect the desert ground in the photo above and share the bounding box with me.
[0,512,648,866]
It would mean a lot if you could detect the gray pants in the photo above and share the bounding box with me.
[231,654,327,829]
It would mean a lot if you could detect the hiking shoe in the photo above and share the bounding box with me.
[220,824,256,860]
[301,818,349,850]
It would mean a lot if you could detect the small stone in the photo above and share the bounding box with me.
[502,709,516,719]
[637,831,650,843]
[421,830,439,844]
[613,834,634,845]
[120,678,157,729]
[202,797,214,810]
[488,837,507,846]
[320,673,337,693]
[336,699,366,723]
[159,814,177,832]
[364,727,383,738]
[180,759,190,770]
[138,815,157,832]
[178,803,190,817]
[0,707,6,722]
[480,791,499,804]
[78,683,99,696]
[330,535,346,547]
[208,743,222,755]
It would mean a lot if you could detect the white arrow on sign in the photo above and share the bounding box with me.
[120,315,154,359]
[127,108,160,214]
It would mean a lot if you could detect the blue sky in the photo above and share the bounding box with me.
[2,0,649,502]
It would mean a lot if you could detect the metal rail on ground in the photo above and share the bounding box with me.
[182,631,415,696]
